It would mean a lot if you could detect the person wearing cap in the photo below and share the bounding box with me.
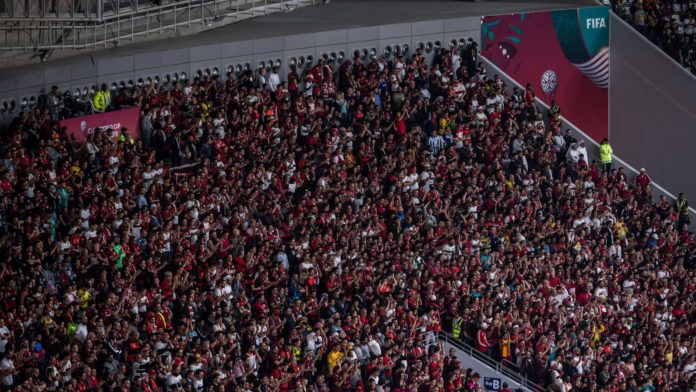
[635,167,651,192]
[476,322,492,355]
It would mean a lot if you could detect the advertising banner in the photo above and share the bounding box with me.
[481,6,609,141]
[483,377,502,391]
[59,107,141,143]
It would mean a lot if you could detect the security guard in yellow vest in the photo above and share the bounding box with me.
[676,193,690,226]
[92,84,111,112]
[118,127,135,145]
[599,137,613,174]
[291,344,302,362]
[452,316,464,339]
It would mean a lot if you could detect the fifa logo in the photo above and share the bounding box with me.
[586,18,606,29]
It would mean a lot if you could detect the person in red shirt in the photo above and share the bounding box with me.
[500,381,514,392]
[635,168,651,191]
[477,323,492,355]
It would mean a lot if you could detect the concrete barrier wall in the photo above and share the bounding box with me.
[483,54,696,221]
[0,17,481,123]
[609,13,696,210]
[1,5,692,218]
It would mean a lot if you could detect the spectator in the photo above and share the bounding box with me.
[574,139,587,165]
[44,86,64,121]
[633,2,646,33]
[615,1,696,74]
[635,167,651,190]
[0,39,694,392]
[141,108,154,149]
[268,67,281,92]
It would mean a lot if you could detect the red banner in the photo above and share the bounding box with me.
[481,7,609,142]
[60,107,141,143]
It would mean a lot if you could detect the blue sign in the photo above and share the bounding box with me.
[484,377,502,391]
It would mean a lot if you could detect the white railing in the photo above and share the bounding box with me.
[0,0,316,51]
[439,331,545,392]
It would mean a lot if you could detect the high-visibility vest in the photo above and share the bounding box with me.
[92,90,110,112]
[118,133,135,145]
[599,143,613,164]
[676,199,689,215]
[291,346,302,362]
[452,317,463,339]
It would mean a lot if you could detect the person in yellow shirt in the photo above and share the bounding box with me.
[615,220,628,240]
[40,310,55,330]
[500,331,511,361]
[327,346,344,372]
[69,164,83,179]
[200,99,212,122]
[664,341,673,364]
[439,112,451,131]
[77,287,91,310]
[590,321,605,348]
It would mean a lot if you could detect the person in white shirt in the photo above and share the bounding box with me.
[0,353,14,387]
[401,169,419,193]
[566,143,581,164]
[577,140,589,165]
[550,362,566,392]
[552,128,566,152]
[395,56,405,78]
[451,51,461,78]
[268,67,281,92]
[683,356,696,375]
[0,319,10,354]
[75,317,89,342]
[475,106,487,124]
[257,68,268,90]
[166,367,183,391]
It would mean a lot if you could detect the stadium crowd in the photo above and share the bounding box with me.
[613,0,696,74]
[0,41,695,392]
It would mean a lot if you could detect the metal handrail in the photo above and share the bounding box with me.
[438,332,546,392]
[0,0,316,51]
[0,0,251,23]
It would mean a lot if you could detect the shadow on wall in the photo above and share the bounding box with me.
[608,13,696,224]
[481,56,696,227]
